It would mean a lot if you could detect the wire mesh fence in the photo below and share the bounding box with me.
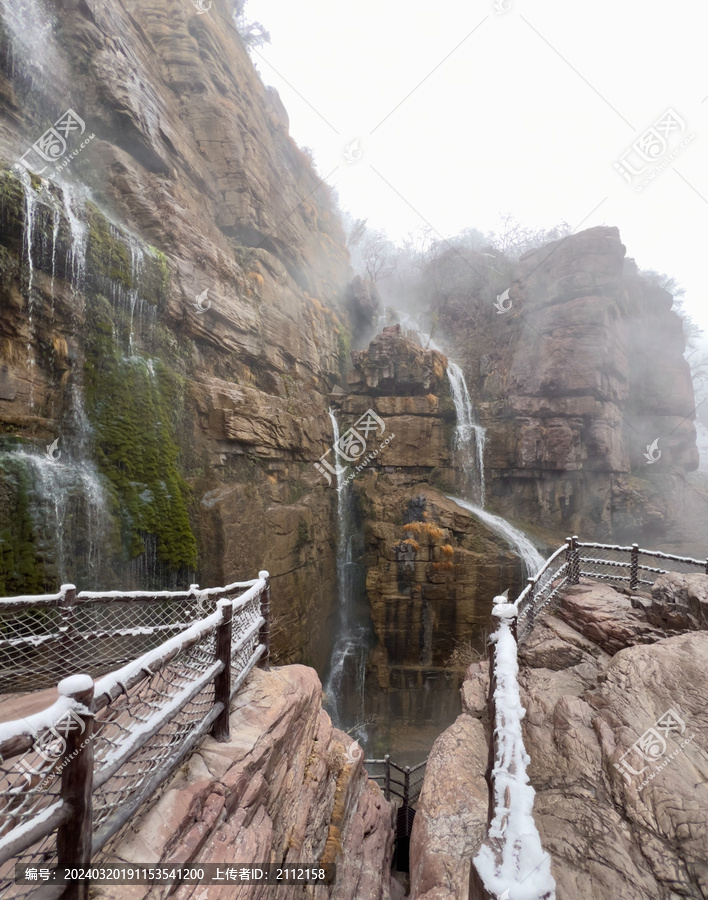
[0,582,258,693]
[0,573,270,898]
[514,537,707,642]
[0,708,68,900]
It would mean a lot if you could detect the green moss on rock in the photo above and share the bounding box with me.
[0,456,47,594]
[86,202,132,290]
[84,296,197,571]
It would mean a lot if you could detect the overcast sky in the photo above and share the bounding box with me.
[245,0,706,334]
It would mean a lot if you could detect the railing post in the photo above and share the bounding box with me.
[212,600,233,742]
[403,766,411,812]
[568,535,580,585]
[384,754,391,801]
[630,544,639,591]
[59,584,77,670]
[258,570,271,671]
[56,675,94,900]
[189,583,202,616]
[525,577,535,612]
[564,536,573,580]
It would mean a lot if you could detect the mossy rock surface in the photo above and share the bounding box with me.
[84,295,197,571]
[0,455,47,594]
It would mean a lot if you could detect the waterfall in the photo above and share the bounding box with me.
[323,409,368,735]
[19,171,39,410]
[0,0,64,88]
[396,311,543,578]
[398,312,486,504]
[1,173,115,590]
[448,496,544,580]
[447,361,486,507]
[60,181,88,291]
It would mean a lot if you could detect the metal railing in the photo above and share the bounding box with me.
[363,756,426,807]
[516,536,707,641]
[0,572,271,900]
[364,756,426,872]
[0,580,259,694]
[469,537,707,899]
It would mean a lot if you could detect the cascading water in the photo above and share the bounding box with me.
[447,361,486,507]
[1,174,115,590]
[322,409,369,736]
[447,496,544,580]
[19,170,39,410]
[60,181,88,291]
[0,0,64,89]
[395,312,542,578]
[398,313,486,505]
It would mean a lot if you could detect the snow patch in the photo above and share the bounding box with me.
[473,618,556,899]
[57,674,94,696]
[0,696,90,745]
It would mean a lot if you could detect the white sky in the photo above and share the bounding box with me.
[245,0,707,332]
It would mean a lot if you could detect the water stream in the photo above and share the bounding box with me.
[398,313,487,504]
[447,496,544,579]
[2,175,115,590]
[397,311,542,577]
[322,410,370,736]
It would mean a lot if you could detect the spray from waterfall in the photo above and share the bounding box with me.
[19,171,39,410]
[4,172,114,588]
[448,496,544,580]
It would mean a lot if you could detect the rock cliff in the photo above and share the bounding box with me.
[337,328,540,755]
[0,0,351,669]
[410,574,708,899]
[441,226,700,552]
[94,664,395,900]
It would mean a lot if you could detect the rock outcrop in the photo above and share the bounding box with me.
[410,574,708,899]
[441,226,700,551]
[334,329,544,754]
[0,0,352,667]
[96,665,395,900]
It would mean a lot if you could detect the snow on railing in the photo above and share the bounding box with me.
[470,538,707,898]
[469,597,556,900]
[513,537,707,643]
[0,571,271,898]
[0,577,267,693]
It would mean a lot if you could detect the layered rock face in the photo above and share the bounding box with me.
[410,575,708,899]
[339,329,536,753]
[0,0,351,667]
[444,226,699,550]
[95,665,395,900]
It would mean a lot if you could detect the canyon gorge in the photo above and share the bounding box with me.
[0,0,706,897]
